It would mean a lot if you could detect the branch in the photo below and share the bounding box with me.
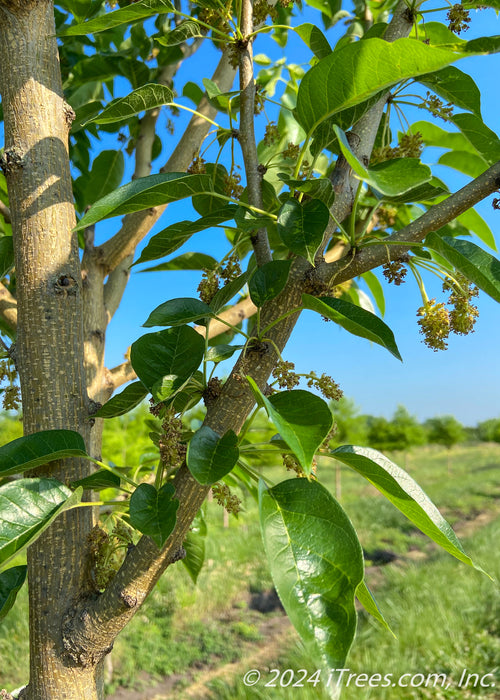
[96,51,237,273]
[0,281,17,331]
[238,0,272,266]
[0,200,11,224]
[317,160,500,286]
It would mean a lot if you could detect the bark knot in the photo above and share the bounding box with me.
[0,147,25,175]
[53,275,78,296]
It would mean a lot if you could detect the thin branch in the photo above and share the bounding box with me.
[96,51,237,273]
[0,200,11,224]
[109,360,136,389]
[0,281,17,330]
[238,0,272,266]
[317,159,500,287]
[104,254,132,323]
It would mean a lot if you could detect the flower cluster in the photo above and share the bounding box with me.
[0,359,20,411]
[417,298,450,351]
[198,270,220,304]
[383,257,409,285]
[272,360,300,390]
[211,482,242,514]
[263,122,280,146]
[282,142,300,160]
[447,4,471,33]
[372,132,423,164]
[159,409,186,469]
[220,253,242,283]
[306,371,343,401]
[419,92,454,122]
[253,0,278,24]
[282,453,305,477]
[187,155,206,174]
[87,522,134,591]
[444,274,479,335]
[224,169,244,199]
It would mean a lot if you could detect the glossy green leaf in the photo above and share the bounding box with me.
[361,270,385,316]
[259,478,363,670]
[248,379,333,474]
[355,580,394,634]
[187,426,239,485]
[155,19,205,46]
[205,344,244,363]
[59,0,174,35]
[129,482,179,548]
[0,430,88,478]
[130,326,205,393]
[74,173,214,230]
[182,510,207,584]
[294,23,332,59]
[94,381,148,419]
[134,207,236,265]
[0,237,14,280]
[163,371,204,413]
[425,233,500,302]
[451,113,500,164]
[418,66,481,117]
[209,271,251,314]
[302,294,402,361]
[412,120,480,153]
[457,208,497,251]
[330,445,484,572]
[71,470,121,491]
[277,174,335,209]
[295,38,460,135]
[249,260,292,307]
[0,565,27,621]
[277,199,329,265]
[88,84,174,125]
[438,150,487,179]
[144,298,213,327]
[140,252,218,273]
[84,150,124,206]
[0,479,82,569]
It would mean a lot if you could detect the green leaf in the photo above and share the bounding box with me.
[144,298,213,327]
[425,233,500,302]
[294,23,332,59]
[355,580,394,635]
[94,381,148,419]
[0,430,88,478]
[0,236,14,279]
[438,150,487,179]
[0,479,82,569]
[295,38,460,135]
[0,565,27,621]
[418,66,481,117]
[361,271,385,316]
[209,271,251,314]
[277,199,329,265]
[140,252,218,273]
[412,120,481,153]
[74,173,214,230]
[182,511,207,584]
[302,294,402,361]
[87,84,174,125]
[450,113,500,164]
[187,426,239,485]
[59,0,174,35]
[71,470,121,491]
[134,207,237,265]
[277,174,335,209]
[457,208,497,251]
[330,446,484,572]
[129,482,179,548]
[205,344,244,364]
[131,326,205,395]
[247,379,333,474]
[84,150,124,205]
[249,260,292,307]
[259,478,363,671]
[155,19,205,46]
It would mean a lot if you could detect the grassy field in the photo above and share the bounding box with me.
[0,443,499,699]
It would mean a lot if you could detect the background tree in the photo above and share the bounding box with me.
[425,415,465,471]
[0,0,500,699]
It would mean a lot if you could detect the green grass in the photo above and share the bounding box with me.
[0,444,498,698]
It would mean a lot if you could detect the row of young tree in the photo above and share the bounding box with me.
[332,399,500,451]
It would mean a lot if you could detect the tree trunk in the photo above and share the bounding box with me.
[0,2,100,697]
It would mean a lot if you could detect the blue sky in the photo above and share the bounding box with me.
[102,4,500,426]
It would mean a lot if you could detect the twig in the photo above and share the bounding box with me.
[0,200,11,224]
[238,0,272,266]
[0,281,17,330]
